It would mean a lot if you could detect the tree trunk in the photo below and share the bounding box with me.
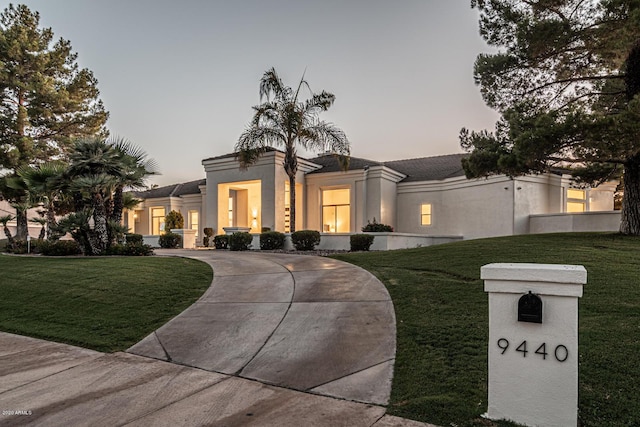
[284,144,298,232]
[3,225,14,245]
[92,192,109,253]
[111,186,124,224]
[289,174,296,233]
[619,156,640,235]
[15,207,28,241]
[46,203,58,240]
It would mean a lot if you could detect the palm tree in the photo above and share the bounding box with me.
[17,162,67,239]
[66,139,123,254]
[0,175,30,240]
[71,174,117,254]
[29,216,46,240]
[236,68,350,232]
[0,214,15,246]
[109,137,157,224]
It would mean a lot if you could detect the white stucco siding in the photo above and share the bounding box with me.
[397,176,517,239]
[587,182,617,211]
[512,175,562,235]
[362,166,403,229]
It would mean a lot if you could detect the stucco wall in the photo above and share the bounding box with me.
[529,211,621,234]
[396,176,517,239]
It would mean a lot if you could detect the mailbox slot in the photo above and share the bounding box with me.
[518,291,542,323]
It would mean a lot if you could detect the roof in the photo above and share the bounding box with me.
[136,152,468,201]
[307,153,467,182]
[384,153,467,182]
[134,178,206,199]
[202,147,278,162]
[307,155,383,173]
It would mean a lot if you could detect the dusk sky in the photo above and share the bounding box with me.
[16,1,500,186]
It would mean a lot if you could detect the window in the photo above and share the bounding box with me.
[228,193,235,226]
[189,210,199,237]
[151,207,165,235]
[322,188,350,233]
[567,189,586,213]
[421,204,432,226]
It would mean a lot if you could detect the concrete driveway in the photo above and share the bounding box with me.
[0,250,435,426]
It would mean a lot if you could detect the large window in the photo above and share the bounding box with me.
[322,188,350,233]
[151,207,165,235]
[421,203,432,226]
[189,210,199,236]
[567,189,586,213]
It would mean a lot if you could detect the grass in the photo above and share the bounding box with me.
[0,255,212,352]
[332,233,640,427]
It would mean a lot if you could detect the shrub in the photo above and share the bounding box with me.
[6,239,41,254]
[291,230,321,251]
[125,233,143,245]
[106,242,154,256]
[260,231,285,250]
[362,217,394,232]
[158,232,182,249]
[229,232,253,251]
[165,210,184,230]
[39,240,82,256]
[214,235,229,249]
[203,227,214,247]
[350,234,375,251]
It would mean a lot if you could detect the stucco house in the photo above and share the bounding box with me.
[126,148,619,248]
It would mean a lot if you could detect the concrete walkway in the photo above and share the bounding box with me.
[0,250,436,426]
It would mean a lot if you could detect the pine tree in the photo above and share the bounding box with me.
[0,4,108,239]
[461,0,640,234]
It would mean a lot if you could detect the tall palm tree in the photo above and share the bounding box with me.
[236,68,350,232]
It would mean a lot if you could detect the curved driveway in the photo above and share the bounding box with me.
[128,250,397,406]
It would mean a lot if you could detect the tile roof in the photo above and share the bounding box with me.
[136,153,468,201]
[306,155,382,173]
[384,153,467,182]
[133,178,206,199]
[307,153,467,182]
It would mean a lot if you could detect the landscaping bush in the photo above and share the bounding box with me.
[6,239,41,254]
[350,234,375,251]
[203,227,214,247]
[214,235,229,249]
[362,217,394,232]
[125,233,143,245]
[291,230,321,251]
[229,232,253,251]
[260,231,285,250]
[165,210,184,230]
[158,232,182,249]
[39,240,82,256]
[106,242,154,256]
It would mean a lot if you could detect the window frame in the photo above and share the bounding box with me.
[321,187,351,233]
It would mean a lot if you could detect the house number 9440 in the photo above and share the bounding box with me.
[497,338,568,362]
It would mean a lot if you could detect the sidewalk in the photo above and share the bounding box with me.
[0,251,437,426]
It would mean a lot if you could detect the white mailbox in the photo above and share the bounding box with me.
[481,263,586,427]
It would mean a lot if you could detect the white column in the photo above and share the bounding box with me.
[481,263,586,427]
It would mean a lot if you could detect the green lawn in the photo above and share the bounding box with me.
[332,233,640,427]
[0,255,212,352]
